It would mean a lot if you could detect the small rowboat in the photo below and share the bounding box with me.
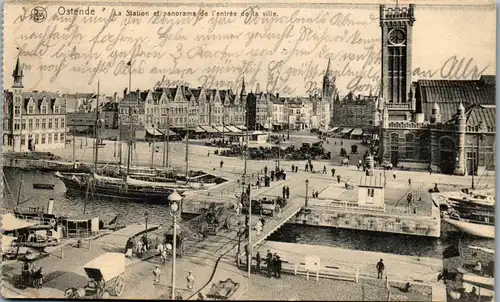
[33,183,55,190]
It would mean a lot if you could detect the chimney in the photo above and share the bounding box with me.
[124,88,128,98]
[276,93,280,99]
[114,92,118,102]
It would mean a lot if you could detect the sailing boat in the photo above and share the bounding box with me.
[56,82,205,204]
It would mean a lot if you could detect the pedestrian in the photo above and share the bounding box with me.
[331,168,336,177]
[125,239,134,258]
[207,151,210,157]
[334,141,337,146]
[286,186,290,199]
[291,164,295,172]
[157,242,164,254]
[310,164,314,172]
[197,293,204,300]
[264,165,268,175]
[315,191,320,198]
[323,166,327,174]
[244,244,250,266]
[341,140,343,146]
[186,271,195,290]
[136,239,143,257]
[275,255,282,278]
[266,250,273,278]
[376,259,385,279]
[256,251,261,274]
[337,175,341,183]
[161,249,167,265]
[305,163,309,172]
[393,171,396,179]
[408,178,412,186]
[153,265,161,285]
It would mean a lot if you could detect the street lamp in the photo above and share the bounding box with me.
[144,211,149,236]
[305,179,309,207]
[168,190,182,300]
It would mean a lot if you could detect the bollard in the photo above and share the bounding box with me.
[306,269,309,281]
[89,241,92,251]
[385,276,389,289]
[316,270,319,282]
[355,269,359,283]
[294,264,298,275]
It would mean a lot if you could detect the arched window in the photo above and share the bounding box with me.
[405,134,414,159]
[440,137,455,151]
[390,133,399,152]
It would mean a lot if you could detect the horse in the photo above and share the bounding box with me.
[64,287,86,299]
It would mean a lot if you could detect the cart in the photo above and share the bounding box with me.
[65,253,126,299]
[17,252,48,289]
[164,228,186,258]
[260,198,278,217]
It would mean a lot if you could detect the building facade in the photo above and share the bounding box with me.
[333,92,377,127]
[377,4,495,175]
[3,58,67,152]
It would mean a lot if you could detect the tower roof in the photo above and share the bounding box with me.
[325,58,332,77]
[13,57,23,77]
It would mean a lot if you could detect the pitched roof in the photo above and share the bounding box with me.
[465,104,496,130]
[416,77,495,105]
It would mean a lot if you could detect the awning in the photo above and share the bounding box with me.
[340,128,353,134]
[194,126,206,133]
[145,127,163,136]
[214,126,225,132]
[164,129,178,136]
[200,125,218,133]
[328,127,339,133]
[2,213,38,231]
[236,125,247,130]
[227,125,242,133]
[351,128,363,136]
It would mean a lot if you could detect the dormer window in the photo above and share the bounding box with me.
[54,105,60,114]
[41,104,48,114]
[28,105,35,114]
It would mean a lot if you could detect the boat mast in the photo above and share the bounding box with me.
[163,105,170,168]
[94,80,100,174]
[126,61,133,181]
[185,97,189,184]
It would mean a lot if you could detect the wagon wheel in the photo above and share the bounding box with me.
[113,275,125,296]
[177,240,185,258]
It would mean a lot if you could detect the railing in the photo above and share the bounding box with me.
[308,202,432,217]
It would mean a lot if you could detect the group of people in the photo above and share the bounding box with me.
[125,235,151,258]
[290,164,299,173]
[153,266,195,291]
[254,250,283,278]
[310,190,320,199]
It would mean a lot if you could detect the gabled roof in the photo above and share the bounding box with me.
[465,104,496,130]
[119,91,145,106]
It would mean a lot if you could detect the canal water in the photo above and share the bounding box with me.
[3,167,494,259]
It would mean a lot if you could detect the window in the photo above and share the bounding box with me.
[41,134,46,144]
[35,134,39,144]
[28,105,35,114]
[14,120,20,130]
[48,118,53,129]
[60,118,65,128]
[54,105,60,114]
[21,119,26,130]
[21,136,26,145]
[48,133,52,144]
[41,119,46,129]
[35,119,40,129]
[41,104,48,114]
[59,133,64,143]
[28,119,33,130]
[53,133,58,143]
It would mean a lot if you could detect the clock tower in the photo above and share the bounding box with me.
[380,4,415,105]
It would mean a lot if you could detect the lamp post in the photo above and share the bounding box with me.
[168,190,182,300]
[144,211,149,239]
[305,179,309,207]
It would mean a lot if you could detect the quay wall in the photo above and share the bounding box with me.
[291,205,441,238]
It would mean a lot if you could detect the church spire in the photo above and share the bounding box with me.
[12,56,24,88]
[240,76,246,97]
[325,58,332,77]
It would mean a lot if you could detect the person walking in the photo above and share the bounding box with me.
[186,271,195,291]
[286,186,290,199]
[331,168,336,177]
[323,166,327,174]
[207,151,210,157]
[161,249,167,265]
[305,163,309,172]
[220,160,224,169]
[275,255,282,279]
[153,265,161,285]
[393,171,396,179]
[291,164,295,172]
[337,175,341,183]
[408,178,412,186]
[264,165,268,175]
[376,259,385,279]
[256,251,261,274]
[282,186,286,199]
[266,250,273,278]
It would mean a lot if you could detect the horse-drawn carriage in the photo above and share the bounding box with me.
[205,204,234,235]
[65,253,126,299]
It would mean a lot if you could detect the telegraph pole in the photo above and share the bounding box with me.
[185,102,190,184]
[72,120,76,162]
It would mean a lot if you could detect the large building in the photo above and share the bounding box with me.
[3,58,67,152]
[333,92,378,127]
[377,4,495,175]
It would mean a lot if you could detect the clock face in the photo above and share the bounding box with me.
[388,29,406,45]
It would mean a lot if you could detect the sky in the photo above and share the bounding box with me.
[3,1,496,97]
